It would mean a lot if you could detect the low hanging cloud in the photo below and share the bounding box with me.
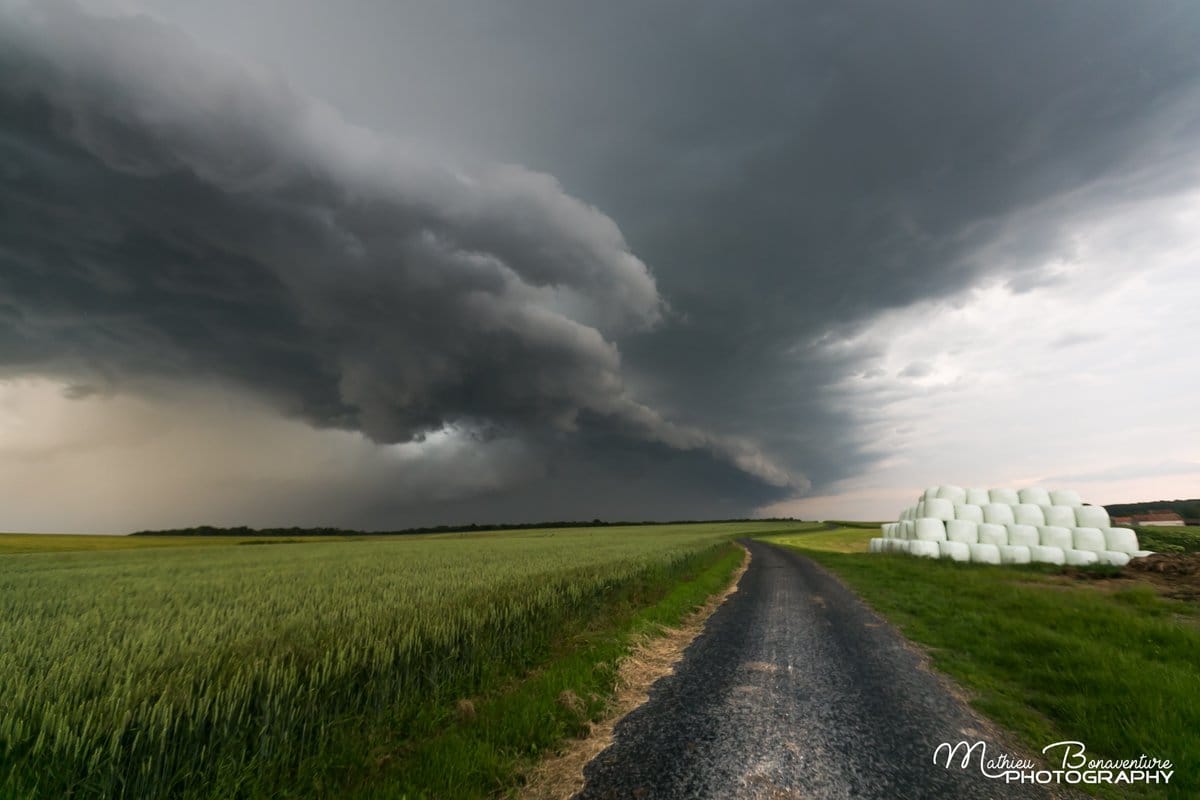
[0,3,799,494]
[0,377,544,533]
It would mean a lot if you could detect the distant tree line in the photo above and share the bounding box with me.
[129,518,803,537]
[1104,498,1200,524]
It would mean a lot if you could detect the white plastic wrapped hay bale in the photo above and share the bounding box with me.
[965,487,991,506]
[1028,545,1066,565]
[1038,525,1073,550]
[914,518,948,542]
[936,485,967,504]
[880,523,898,538]
[1074,505,1111,529]
[869,538,884,553]
[908,540,940,558]
[946,519,980,544]
[1072,527,1107,553]
[901,520,915,539]
[1063,548,1099,566]
[1018,487,1052,506]
[998,545,1031,565]
[1049,489,1083,506]
[892,540,913,554]
[923,487,941,502]
[1102,528,1140,555]
[1040,505,1077,528]
[923,497,955,521]
[953,503,984,523]
[981,503,1016,525]
[989,488,1020,505]
[916,500,926,518]
[1095,551,1131,567]
[1006,524,1039,548]
[977,523,1008,546]
[968,543,1002,564]
[1071,528,1130,567]
[938,540,971,562]
[1013,504,1045,526]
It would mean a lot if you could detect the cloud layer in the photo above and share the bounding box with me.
[3,1,1199,529]
[0,1,797,525]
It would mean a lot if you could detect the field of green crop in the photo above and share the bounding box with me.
[0,532,268,554]
[1135,525,1200,553]
[0,522,792,799]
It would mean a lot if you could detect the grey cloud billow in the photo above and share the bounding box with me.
[462,0,1200,492]
[0,4,799,498]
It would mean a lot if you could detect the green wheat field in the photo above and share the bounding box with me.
[0,522,801,799]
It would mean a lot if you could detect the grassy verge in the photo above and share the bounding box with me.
[1135,525,1200,553]
[760,528,1200,799]
[346,543,746,799]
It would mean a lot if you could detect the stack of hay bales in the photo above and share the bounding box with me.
[869,485,1154,566]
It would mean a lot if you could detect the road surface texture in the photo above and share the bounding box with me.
[577,539,1063,800]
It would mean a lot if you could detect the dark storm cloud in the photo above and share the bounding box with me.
[337,428,794,530]
[426,0,1200,492]
[0,2,798,502]
[4,0,1200,524]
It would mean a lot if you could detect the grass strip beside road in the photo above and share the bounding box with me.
[761,527,1200,799]
[349,544,747,799]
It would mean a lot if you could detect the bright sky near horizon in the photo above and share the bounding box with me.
[1,0,1198,532]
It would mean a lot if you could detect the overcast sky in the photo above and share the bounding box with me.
[2,0,1198,533]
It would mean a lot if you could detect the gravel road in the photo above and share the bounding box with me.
[576,539,1061,799]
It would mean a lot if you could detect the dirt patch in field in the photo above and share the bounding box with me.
[1044,553,1200,602]
[519,545,750,800]
[1123,553,1200,601]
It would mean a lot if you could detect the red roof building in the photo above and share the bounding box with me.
[1131,511,1185,526]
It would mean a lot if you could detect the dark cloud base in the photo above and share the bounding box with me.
[0,2,797,527]
[351,432,793,530]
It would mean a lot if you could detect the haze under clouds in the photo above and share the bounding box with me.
[1,0,1198,532]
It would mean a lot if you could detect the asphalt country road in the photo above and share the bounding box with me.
[576,539,1061,800]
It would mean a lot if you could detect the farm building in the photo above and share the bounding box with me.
[1130,510,1185,526]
